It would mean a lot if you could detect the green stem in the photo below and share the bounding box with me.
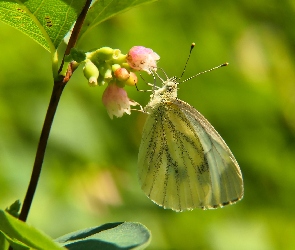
[18,81,66,222]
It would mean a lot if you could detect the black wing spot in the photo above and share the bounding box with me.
[197,162,209,174]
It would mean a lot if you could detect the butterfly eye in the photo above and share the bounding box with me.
[165,82,174,92]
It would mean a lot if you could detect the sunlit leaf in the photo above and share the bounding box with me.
[0,231,9,250]
[0,210,65,250]
[0,231,30,250]
[0,0,87,52]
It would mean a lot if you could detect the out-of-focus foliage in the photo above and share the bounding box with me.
[1,0,295,249]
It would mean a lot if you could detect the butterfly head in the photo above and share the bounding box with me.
[158,77,179,99]
[144,76,179,112]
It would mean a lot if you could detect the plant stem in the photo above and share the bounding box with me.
[17,0,92,224]
[18,81,66,222]
[58,0,92,74]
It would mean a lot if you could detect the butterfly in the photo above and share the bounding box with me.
[137,45,243,211]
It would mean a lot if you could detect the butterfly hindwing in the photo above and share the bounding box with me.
[172,99,244,208]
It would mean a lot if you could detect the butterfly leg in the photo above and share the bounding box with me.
[130,100,149,114]
[136,73,159,92]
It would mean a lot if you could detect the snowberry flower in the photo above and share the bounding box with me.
[102,83,138,119]
[79,45,161,118]
[127,46,160,74]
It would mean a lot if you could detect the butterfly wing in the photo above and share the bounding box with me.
[138,100,243,211]
[174,99,244,208]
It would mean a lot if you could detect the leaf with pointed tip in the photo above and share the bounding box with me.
[0,0,87,52]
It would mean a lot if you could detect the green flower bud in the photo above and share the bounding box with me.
[98,47,115,60]
[98,63,113,80]
[111,49,127,64]
[120,62,132,71]
[98,74,106,86]
[98,71,112,86]
[112,64,121,72]
[83,60,99,86]
[87,47,114,62]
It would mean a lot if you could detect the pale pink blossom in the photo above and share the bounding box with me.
[102,83,138,119]
[127,46,160,74]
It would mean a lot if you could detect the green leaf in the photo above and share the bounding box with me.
[0,230,30,250]
[78,0,158,43]
[55,222,151,250]
[0,210,65,250]
[0,231,9,250]
[0,0,87,53]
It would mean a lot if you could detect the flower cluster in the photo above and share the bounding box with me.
[82,46,160,119]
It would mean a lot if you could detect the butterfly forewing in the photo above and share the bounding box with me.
[138,98,243,211]
[138,103,204,211]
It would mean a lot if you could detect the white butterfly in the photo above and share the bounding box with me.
[138,55,243,211]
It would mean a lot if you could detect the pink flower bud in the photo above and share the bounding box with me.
[114,68,130,81]
[127,46,160,74]
[102,83,138,119]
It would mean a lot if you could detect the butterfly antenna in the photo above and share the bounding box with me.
[157,67,169,81]
[150,70,158,93]
[182,62,229,83]
[180,42,195,80]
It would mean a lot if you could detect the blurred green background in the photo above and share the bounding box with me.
[1,0,295,249]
